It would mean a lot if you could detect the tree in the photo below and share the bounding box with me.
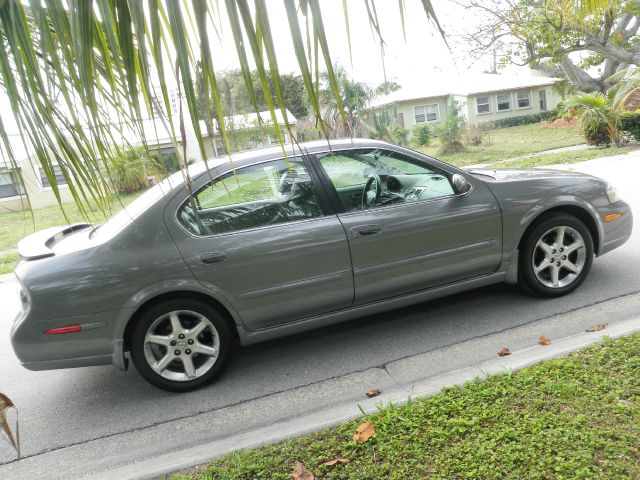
[0,0,610,213]
[561,91,623,145]
[321,65,374,138]
[375,81,402,96]
[461,0,640,92]
[436,99,466,154]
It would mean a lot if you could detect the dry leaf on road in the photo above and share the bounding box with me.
[0,393,19,458]
[291,461,314,480]
[586,324,607,332]
[498,347,512,357]
[366,389,381,398]
[322,458,351,466]
[537,336,551,346]
[353,421,375,443]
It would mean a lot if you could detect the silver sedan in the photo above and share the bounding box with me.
[10,139,633,391]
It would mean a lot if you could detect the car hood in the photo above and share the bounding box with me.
[465,167,595,182]
[17,223,93,261]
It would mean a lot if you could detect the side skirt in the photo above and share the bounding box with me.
[237,272,507,346]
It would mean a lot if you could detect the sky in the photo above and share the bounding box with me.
[0,0,509,143]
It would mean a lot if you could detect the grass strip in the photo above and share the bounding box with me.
[177,334,640,480]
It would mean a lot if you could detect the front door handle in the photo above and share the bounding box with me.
[200,252,227,264]
[352,224,383,236]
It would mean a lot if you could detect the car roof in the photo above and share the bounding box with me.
[192,138,390,173]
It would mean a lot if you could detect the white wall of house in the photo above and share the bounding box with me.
[463,86,562,124]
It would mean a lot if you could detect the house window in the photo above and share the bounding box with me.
[414,104,439,123]
[476,96,491,114]
[496,93,511,111]
[539,90,547,110]
[0,171,20,199]
[517,90,531,108]
[39,165,68,188]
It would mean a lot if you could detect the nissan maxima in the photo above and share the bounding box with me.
[10,139,633,391]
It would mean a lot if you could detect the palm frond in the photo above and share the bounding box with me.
[0,0,449,217]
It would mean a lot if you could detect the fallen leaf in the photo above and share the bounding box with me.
[586,324,607,332]
[353,421,375,443]
[322,458,351,466]
[0,393,19,458]
[537,336,551,346]
[498,348,512,357]
[291,461,314,480]
[366,389,381,398]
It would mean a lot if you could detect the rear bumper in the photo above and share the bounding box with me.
[599,200,633,255]
[10,308,131,372]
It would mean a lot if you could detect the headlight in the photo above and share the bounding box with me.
[606,183,620,204]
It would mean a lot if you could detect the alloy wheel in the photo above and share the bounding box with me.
[143,310,220,382]
[531,225,586,289]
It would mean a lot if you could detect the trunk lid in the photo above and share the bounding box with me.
[17,223,91,261]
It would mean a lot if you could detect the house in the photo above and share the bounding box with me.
[0,109,296,213]
[369,73,565,134]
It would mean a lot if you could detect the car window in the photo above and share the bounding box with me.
[177,157,322,236]
[318,148,455,213]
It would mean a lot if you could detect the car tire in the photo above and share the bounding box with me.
[519,213,594,297]
[130,298,233,392]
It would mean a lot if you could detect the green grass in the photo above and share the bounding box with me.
[416,122,585,167]
[0,192,140,252]
[489,145,640,169]
[177,334,640,480]
[0,251,18,274]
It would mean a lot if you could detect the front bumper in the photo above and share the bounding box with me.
[599,200,633,255]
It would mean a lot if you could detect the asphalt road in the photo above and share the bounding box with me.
[1,153,639,479]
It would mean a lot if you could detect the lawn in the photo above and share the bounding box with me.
[0,192,140,253]
[416,122,585,166]
[489,145,640,169]
[177,334,640,480]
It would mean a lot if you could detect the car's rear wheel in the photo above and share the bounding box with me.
[130,299,232,392]
[519,213,594,297]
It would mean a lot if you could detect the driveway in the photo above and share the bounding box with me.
[1,152,639,479]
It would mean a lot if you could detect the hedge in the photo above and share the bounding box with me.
[489,110,557,129]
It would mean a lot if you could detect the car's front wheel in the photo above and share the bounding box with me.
[519,213,594,297]
[130,299,233,392]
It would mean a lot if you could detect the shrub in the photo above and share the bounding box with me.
[490,110,557,129]
[412,123,432,146]
[620,110,640,141]
[583,123,611,146]
[109,147,161,194]
[437,99,466,154]
[466,122,493,146]
[392,126,409,146]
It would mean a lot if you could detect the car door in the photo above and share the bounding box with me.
[316,147,503,305]
[167,156,354,331]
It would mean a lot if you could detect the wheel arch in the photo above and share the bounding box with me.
[122,290,238,352]
[517,204,601,256]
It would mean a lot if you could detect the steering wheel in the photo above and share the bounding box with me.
[279,171,298,198]
[362,174,382,209]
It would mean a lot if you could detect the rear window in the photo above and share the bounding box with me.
[91,170,188,241]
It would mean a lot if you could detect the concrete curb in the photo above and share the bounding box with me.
[89,315,640,480]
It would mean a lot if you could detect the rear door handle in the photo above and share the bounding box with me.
[351,225,383,236]
[200,252,227,264]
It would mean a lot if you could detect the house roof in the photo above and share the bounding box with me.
[370,73,563,108]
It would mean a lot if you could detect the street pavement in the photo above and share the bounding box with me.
[0,152,639,479]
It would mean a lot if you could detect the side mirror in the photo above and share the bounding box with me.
[452,174,472,194]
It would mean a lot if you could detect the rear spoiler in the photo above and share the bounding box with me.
[17,223,91,261]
